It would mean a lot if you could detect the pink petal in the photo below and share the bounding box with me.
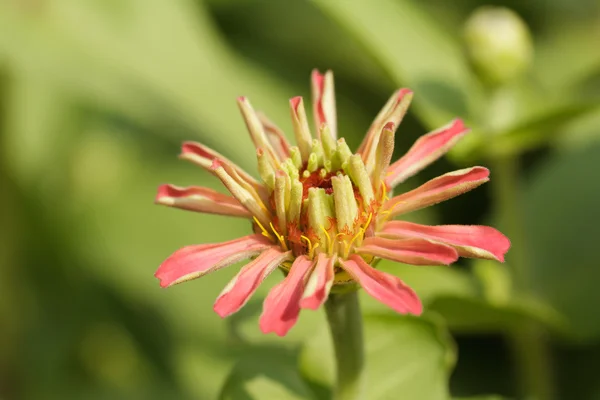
[379,221,511,262]
[155,234,274,288]
[357,88,413,160]
[257,111,291,160]
[213,248,292,318]
[210,158,273,227]
[259,255,315,336]
[386,119,469,188]
[300,253,336,310]
[180,141,260,188]
[311,69,337,138]
[384,167,490,217]
[356,237,459,266]
[155,184,251,218]
[340,255,422,315]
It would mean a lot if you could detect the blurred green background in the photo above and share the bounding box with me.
[1,0,600,399]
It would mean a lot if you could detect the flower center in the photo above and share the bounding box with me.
[299,167,338,199]
[254,140,384,262]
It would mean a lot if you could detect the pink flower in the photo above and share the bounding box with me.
[155,70,510,336]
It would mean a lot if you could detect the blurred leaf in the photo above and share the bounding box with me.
[522,141,600,341]
[534,19,600,92]
[0,0,294,170]
[219,348,316,400]
[428,295,567,335]
[363,261,568,336]
[453,396,505,400]
[451,101,600,160]
[553,105,600,151]
[300,314,455,400]
[312,0,481,128]
[491,102,600,156]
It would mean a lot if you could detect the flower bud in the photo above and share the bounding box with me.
[464,6,533,85]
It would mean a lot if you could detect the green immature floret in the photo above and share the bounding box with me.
[311,139,324,166]
[330,138,353,171]
[281,158,299,181]
[287,179,303,224]
[257,149,275,189]
[332,175,358,232]
[319,124,336,160]
[289,146,303,169]
[307,153,319,173]
[347,154,374,205]
[274,174,288,234]
[308,188,335,252]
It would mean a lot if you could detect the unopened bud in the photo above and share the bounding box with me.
[464,6,533,85]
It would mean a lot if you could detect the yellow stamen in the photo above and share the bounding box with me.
[321,225,332,252]
[349,228,365,249]
[343,240,351,259]
[301,235,319,258]
[346,212,374,253]
[269,222,288,251]
[380,181,389,202]
[253,216,273,240]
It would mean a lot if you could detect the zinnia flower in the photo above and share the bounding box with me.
[155,70,510,336]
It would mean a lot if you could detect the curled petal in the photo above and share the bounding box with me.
[180,141,259,187]
[212,159,273,227]
[300,253,336,310]
[155,234,274,288]
[380,221,511,262]
[358,88,413,167]
[356,237,459,266]
[237,97,279,164]
[260,255,314,336]
[386,119,469,188]
[384,167,490,217]
[340,255,422,315]
[155,184,251,218]
[311,69,337,139]
[258,111,291,160]
[371,123,395,192]
[290,96,313,161]
[214,248,292,318]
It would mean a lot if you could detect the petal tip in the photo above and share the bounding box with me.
[290,96,302,110]
[213,302,230,318]
[154,270,172,288]
[210,158,223,170]
[383,121,396,131]
[299,297,320,311]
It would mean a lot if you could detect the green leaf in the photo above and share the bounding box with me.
[0,0,293,170]
[522,141,600,341]
[364,261,568,337]
[450,101,600,161]
[300,314,455,400]
[428,295,567,335]
[220,348,316,400]
[311,0,481,128]
[453,396,505,400]
[534,20,600,92]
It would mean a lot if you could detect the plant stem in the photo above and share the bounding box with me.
[490,154,555,400]
[324,291,365,400]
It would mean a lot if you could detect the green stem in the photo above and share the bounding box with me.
[324,291,365,400]
[490,155,555,400]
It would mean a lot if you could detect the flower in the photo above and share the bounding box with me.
[155,70,510,336]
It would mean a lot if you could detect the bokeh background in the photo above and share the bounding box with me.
[1,0,600,399]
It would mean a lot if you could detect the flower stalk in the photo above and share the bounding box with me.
[325,291,365,400]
